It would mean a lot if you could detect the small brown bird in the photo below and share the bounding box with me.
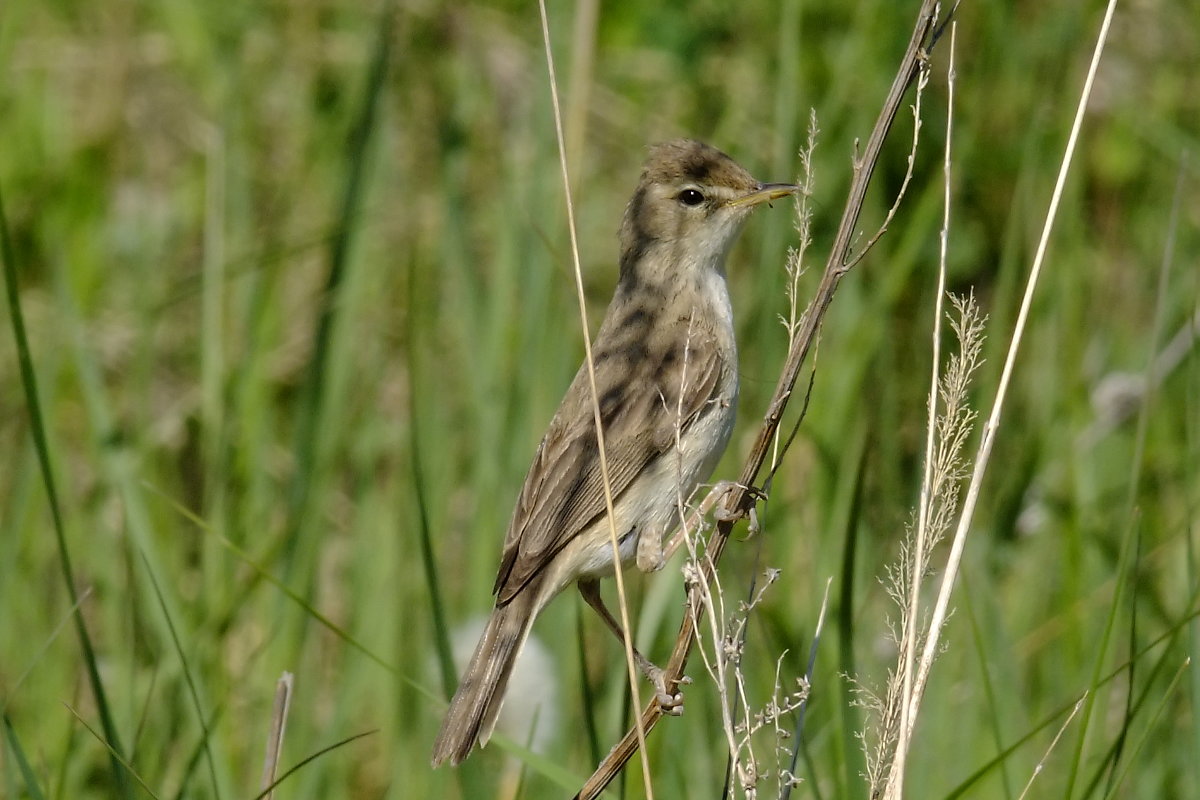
[431,139,797,766]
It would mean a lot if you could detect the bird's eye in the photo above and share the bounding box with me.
[677,188,705,207]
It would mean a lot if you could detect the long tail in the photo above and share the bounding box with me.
[431,589,540,766]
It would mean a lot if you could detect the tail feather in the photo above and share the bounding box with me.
[431,591,539,766]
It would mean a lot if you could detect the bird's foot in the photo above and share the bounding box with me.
[642,661,691,716]
[709,480,767,526]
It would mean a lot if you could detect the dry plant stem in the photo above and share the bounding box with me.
[564,0,599,177]
[1015,697,1085,800]
[682,546,805,796]
[672,320,757,790]
[574,3,940,797]
[536,1,655,796]
[260,671,294,798]
[844,59,931,274]
[888,21,956,799]
[781,110,820,349]
[895,0,1120,793]
[774,112,820,473]
[780,577,834,799]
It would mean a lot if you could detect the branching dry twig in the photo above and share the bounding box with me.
[844,59,931,274]
[574,3,943,796]
[681,552,806,798]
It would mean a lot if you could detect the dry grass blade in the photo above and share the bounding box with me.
[536,0,655,796]
[1016,697,1085,800]
[260,672,294,799]
[574,2,942,796]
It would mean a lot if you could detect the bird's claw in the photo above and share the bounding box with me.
[712,481,767,524]
[645,664,689,715]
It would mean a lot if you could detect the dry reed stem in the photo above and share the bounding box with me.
[536,1,656,797]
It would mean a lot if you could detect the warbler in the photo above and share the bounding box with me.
[432,139,797,766]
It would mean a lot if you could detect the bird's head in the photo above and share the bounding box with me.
[618,139,797,282]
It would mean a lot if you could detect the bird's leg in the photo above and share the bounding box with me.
[578,579,686,714]
[601,482,763,708]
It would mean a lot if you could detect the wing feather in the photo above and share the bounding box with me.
[493,314,728,603]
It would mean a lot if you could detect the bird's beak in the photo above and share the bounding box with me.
[727,182,800,208]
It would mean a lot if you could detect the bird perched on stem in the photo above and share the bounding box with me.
[432,139,797,766]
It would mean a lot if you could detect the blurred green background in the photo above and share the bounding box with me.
[1,0,1197,797]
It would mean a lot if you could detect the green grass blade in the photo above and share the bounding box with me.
[61,704,159,799]
[962,578,1016,800]
[0,183,132,799]
[1081,628,1178,799]
[575,595,603,765]
[835,424,869,797]
[2,587,92,714]
[943,607,1200,799]
[1063,132,1184,798]
[4,713,48,800]
[170,707,225,800]
[1101,658,1193,800]
[137,550,221,800]
[411,382,456,699]
[282,0,394,568]
[248,730,377,800]
[143,482,398,675]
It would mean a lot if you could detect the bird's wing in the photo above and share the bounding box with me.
[493,317,727,604]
